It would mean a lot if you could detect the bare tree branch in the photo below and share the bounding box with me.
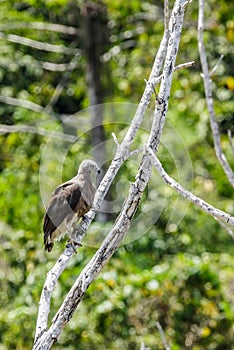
[147,146,234,228]
[147,60,195,88]
[0,95,44,114]
[0,22,78,35]
[198,0,234,187]
[128,147,144,158]
[0,95,71,122]
[34,245,76,345]
[33,1,188,348]
[0,124,77,142]
[40,61,78,72]
[174,60,195,71]
[0,32,78,54]
[209,54,224,77]
[156,322,171,350]
[111,132,120,147]
[182,0,193,7]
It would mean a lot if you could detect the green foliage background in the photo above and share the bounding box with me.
[0,0,234,349]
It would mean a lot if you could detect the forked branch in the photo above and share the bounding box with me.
[147,147,234,231]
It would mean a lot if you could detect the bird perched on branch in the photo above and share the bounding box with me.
[43,159,100,252]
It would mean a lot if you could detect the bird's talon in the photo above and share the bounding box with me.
[72,222,78,231]
[82,215,89,224]
[66,240,82,253]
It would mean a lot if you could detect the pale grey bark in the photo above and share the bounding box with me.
[147,147,234,231]
[34,247,75,343]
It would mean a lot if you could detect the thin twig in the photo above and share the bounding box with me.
[149,60,195,94]
[0,95,44,114]
[0,21,78,35]
[182,0,193,7]
[128,147,144,158]
[174,60,195,71]
[0,124,77,142]
[198,0,234,188]
[156,322,171,350]
[111,132,120,147]
[0,94,72,122]
[0,31,77,54]
[209,54,224,77]
[40,61,78,72]
[147,146,234,228]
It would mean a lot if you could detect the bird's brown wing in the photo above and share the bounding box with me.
[43,182,82,249]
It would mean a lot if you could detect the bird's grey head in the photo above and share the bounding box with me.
[78,159,100,175]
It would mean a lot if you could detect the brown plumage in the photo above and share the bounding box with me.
[43,159,100,252]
